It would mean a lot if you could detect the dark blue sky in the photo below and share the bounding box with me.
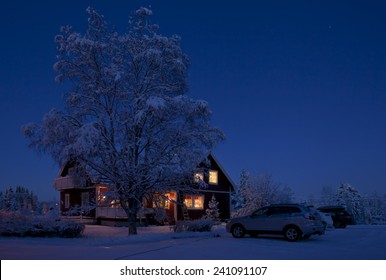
[1,0,386,200]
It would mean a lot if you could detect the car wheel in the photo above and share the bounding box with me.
[283,226,301,242]
[231,224,245,238]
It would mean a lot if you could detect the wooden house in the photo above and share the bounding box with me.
[54,154,235,225]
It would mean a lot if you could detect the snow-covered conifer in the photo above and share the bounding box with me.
[205,194,220,222]
[336,182,365,224]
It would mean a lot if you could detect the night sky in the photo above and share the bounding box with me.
[1,0,386,201]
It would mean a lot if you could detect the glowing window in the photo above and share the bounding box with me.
[153,193,171,209]
[97,186,108,205]
[184,195,193,208]
[194,172,204,183]
[97,185,118,207]
[184,195,204,209]
[209,170,218,185]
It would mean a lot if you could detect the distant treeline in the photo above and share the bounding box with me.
[0,186,46,214]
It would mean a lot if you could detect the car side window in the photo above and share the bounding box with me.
[265,208,275,216]
[267,207,291,216]
[287,207,301,214]
[252,207,269,217]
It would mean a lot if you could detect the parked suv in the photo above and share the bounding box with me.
[226,204,325,242]
[317,206,352,228]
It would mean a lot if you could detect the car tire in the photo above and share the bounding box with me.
[231,224,246,238]
[283,226,301,242]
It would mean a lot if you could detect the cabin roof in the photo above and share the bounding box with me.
[209,153,236,191]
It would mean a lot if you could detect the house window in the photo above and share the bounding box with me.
[194,172,204,183]
[67,167,74,176]
[184,195,204,209]
[209,170,218,185]
[64,193,70,209]
[97,185,119,208]
[81,192,90,207]
[153,193,171,209]
[97,186,108,205]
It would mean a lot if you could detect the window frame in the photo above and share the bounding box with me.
[64,193,70,209]
[184,195,205,210]
[81,192,90,207]
[194,172,204,183]
[152,193,171,209]
[209,170,218,185]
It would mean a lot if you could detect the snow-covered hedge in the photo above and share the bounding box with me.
[172,217,213,232]
[0,211,85,238]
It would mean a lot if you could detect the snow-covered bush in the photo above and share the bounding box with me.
[172,217,213,232]
[56,221,85,238]
[154,207,170,225]
[0,211,84,237]
[0,211,32,236]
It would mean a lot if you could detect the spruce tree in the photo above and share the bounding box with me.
[206,194,220,222]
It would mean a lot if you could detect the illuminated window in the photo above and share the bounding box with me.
[97,185,119,207]
[97,186,108,205]
[110,199,121,208]
[64,193,70,209]
[153,193,171,209]
[194,172,204,183]
[184,195,204,209]
[209,170,218,185]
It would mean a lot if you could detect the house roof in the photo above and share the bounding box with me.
[208,153,236,191]
[54,153,237,192]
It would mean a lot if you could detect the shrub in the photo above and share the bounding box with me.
[56,222,85,238]
[0,210,84,238]
[172,217,213,232]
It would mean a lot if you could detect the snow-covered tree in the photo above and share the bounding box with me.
[0,191,5,210]
[22,7,224,235]
[205,194,220,222]
[5,187,18,212]
[233,172,293,217]
[336,182,365,224]
[319,185,337,206]
[362,192,386,224]
[0,186,39,213]
[231,169,248,211]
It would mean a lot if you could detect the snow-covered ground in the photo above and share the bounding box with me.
[1,224,386,260]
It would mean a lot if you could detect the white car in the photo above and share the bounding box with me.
[318,212,334,229]
[226,204,325,242]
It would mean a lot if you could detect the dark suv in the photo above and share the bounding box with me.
[317,206,352,228]
[226,204,325,242]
